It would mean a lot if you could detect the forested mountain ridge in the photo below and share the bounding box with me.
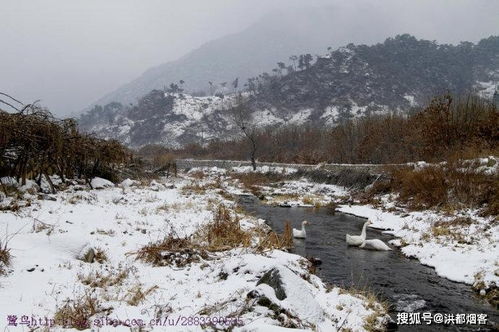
[247,34,498,118]
[80,35,499,148]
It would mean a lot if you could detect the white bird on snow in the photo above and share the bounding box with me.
[345,220,371,246]
[293,220,308,239]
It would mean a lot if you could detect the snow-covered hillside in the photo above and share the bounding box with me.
[83,93,237,147]
[81,35,499,148]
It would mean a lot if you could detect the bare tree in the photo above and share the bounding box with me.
[228,94,258,170]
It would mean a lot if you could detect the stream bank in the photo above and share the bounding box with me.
[238,195,498,331]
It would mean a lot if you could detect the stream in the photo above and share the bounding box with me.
[238,195,498,331]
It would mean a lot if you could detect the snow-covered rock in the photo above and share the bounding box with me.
[90,177,115,189]
[0,177,17,186]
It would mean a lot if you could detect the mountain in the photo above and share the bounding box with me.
[86,6,422,109]
[80,35,499,148]
[249,35,499,119]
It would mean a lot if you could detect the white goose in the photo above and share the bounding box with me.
[293,220,308,239]
[346,220,371,246]
[360,239,392,251]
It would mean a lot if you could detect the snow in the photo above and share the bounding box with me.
[0,177,17,186]
[320,106,340,124]
[252,109,284,126]
[474,80,497,100]
[0,174,386,331]
[90,177,115,189]
[403,94,417,107]
[350,101,368,115]
[288,109,312,124]
[172,94,223,120]
[119,178,139,188]
[231,166,298,175]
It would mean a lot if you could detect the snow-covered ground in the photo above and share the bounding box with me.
[0,174,388,331]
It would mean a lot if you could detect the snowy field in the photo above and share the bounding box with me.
[0,174,388,331]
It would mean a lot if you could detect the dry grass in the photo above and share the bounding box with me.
[230,172,288,198]
[301,195,328,208]
[181,179,223,195]
[302,196,314,205]
[67,193,97,205]
[255,221,294,251]
[199,205,252,251]
[136,204,293,267]
[390,166,448,209]
[366,162,498,217]
[78,269,129,288]
[363,312,384,332]
[473,273,499,308]
[270,193,299,204]
[0,241,11,275]
[199,205,294,252]
[54,293,106,330]
[434,217,474,228]
[325,201,338,215]
[125,285,158,306]
[230,173,276,187]
[135,236,207,267]
[337,285,387,331]
[156,201,196,214]
[340,285,389,312]
[181,183,209,195]
[188,170,206,179]
[95,229,116,237]
[423,217,477,243]
[79,247,108,264]
[218,189,235,201]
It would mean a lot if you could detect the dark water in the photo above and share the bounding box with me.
[239,196,498,331]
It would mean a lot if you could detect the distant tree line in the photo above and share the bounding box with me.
[174,94,498,164]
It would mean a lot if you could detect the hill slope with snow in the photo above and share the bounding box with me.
[81,35,499,148]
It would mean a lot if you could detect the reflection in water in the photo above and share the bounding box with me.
[239,196,498,331]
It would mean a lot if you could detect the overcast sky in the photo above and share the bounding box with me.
[1,0,498,116]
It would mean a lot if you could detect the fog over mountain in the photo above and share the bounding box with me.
[88,4,499,109]
[2,0,499,116]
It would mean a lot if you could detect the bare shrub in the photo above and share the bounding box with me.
[0,100,130,190]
